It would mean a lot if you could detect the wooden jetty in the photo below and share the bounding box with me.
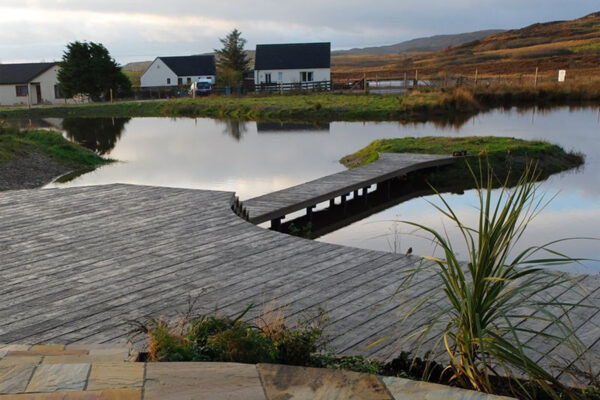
[242,153,455,227]
[0,183,599,383]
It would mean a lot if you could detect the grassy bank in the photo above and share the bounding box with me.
[0,126,112,171]
[341,136,583,189]
[1,86,598,123]
[0,91,478,122]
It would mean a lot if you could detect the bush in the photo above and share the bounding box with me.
[130,302,327,365]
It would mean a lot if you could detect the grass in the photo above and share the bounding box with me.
[0,91,481,122]
[393,163,596,399]
[0,126,112,169]
[341,135,582,171]
[1,84,598,124]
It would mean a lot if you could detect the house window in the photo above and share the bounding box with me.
[187,77,191,84]
[15,85,28,97]
[177,78,183,86]
[300,72,313,82]
[54,85,64,99]
[167,78,171,84]
[278,72,283,82]
[264,73,271,84]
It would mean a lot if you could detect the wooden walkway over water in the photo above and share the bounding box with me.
[1,184,599,384]
[243,153,454,226]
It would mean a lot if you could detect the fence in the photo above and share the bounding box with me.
[333,69,600,94]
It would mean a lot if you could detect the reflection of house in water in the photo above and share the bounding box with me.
[62,118,130,155]
[256,122,330,133]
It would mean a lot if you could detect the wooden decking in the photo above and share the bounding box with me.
[242,153,455,225]
[1,184,599,384]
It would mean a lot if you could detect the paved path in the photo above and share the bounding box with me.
[242,153,454,224]
[0,185,599,385]
[0,344,513,399]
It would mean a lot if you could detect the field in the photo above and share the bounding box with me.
[331,12,600,85]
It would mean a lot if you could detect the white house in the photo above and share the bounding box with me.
[0,62,73,106]
[254,42,331,89]
[140,55,216,88]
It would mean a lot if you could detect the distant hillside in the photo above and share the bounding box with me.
[122,61,152,72]
[332,12,600,79]
[335,30,505,55]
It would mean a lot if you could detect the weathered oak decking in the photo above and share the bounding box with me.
[1,185,599,384]
[243,153,455,224]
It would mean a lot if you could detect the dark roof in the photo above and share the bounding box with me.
[0,62,57,85]
[254,42,330,70]
[159,55,216,76]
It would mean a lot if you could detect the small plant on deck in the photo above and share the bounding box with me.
[393,162,594,399]
[129,299,328,365]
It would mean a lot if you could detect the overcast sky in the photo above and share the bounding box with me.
[1,1,598,65]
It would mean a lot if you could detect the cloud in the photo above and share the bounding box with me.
[1,1,598,63]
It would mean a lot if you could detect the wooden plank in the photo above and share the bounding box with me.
[243,153,454,223]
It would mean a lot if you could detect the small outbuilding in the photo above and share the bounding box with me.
[253,42,331,90]
[140,55,216,88]
[0,62,70,106]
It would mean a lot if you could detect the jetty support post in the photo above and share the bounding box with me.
[271,218,282,231]
[306,205,316,220]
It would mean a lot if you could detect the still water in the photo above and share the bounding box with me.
[35,107,600,273]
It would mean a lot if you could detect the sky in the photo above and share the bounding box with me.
[1,1,598,65]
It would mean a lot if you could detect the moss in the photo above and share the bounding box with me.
[340,136,584,191]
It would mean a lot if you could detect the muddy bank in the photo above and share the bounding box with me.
[0,152,71,190]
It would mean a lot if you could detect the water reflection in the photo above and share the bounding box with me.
[218,120,248,141]
[35,107,600,273]
[63,118,130,155]
[257,122,330,133]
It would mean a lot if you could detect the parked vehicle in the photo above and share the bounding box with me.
[190,79,212,96]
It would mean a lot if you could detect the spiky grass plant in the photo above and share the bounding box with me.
[396,161,593,398]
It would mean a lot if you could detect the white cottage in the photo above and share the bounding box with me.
[254,42,331,90]
[0,63,72,106]
[140,55,216,88]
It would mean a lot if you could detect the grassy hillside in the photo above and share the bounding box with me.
[334,30,505,55]
[332,12,600,82]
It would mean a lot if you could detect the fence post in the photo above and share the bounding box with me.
[110,88,113,103]
[404,72,407,89]
[474,69,478,86]
[363,73,367,94]
[534,67,538,88]
[415,69,418,87]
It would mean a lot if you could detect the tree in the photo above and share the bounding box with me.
[214,29,250,86]
[58,41,132,102]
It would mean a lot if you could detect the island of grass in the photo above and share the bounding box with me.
[0,126,113,190]
[341,136,583,190]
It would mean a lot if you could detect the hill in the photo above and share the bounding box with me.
[122,61,152,72]
[332,12,600,82]
[335,30,505,55]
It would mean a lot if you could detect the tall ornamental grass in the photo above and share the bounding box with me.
[397,162,593,398]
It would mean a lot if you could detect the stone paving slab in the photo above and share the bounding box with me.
[381,376,514,400]
[257,363,392,400]
[26,363,90,393]
[144,362,266,400]
[87,363,144,391]
[0,365,36,394]
[0,388,141,399]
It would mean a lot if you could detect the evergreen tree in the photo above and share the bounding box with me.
[58,41,132,101]
[214,29,250,85]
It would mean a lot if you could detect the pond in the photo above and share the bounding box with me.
[30,107,600,273]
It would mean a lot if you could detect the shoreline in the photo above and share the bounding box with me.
[1,87,598,123]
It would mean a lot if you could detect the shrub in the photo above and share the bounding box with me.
[130,302,327,366]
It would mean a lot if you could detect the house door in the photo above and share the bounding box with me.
[31,83,42,104]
